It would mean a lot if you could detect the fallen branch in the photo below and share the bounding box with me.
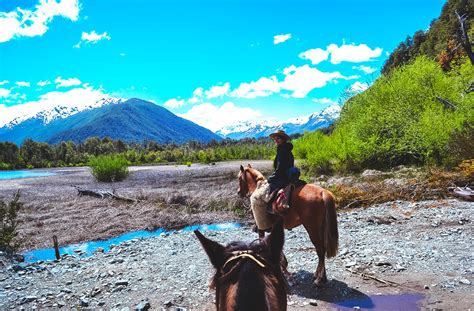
[436,96,458,110]
[73,186,139,203]
[346,268,400,287]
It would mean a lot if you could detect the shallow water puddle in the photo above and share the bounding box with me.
[22,222,241,262]
[0,170,56,180]
[333,293,423,310]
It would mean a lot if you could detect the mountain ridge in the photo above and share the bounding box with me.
[0,98,221,144]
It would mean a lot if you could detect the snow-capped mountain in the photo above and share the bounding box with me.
[216,104,341,139]
[0,98,221,145]
[2,97,124,128]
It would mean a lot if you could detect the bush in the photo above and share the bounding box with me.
[88,154,129,182]
[0,190,23,253]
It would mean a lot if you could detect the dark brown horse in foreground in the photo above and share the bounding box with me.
[195,220,287,311]
[237,164,339,286]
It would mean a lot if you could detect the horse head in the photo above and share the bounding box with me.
[237,164,265,197]
[195,220,287,311]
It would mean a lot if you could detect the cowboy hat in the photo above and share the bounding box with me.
[269,130,290,141]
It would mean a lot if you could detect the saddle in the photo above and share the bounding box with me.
[270,179,306,214]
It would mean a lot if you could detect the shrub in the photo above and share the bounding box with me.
[0,190,23,253]
[88,154,129,182]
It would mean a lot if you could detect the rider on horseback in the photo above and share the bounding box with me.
[268,130,294,197]
[250,130,297,237]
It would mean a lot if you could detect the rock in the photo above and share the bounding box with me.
[361,169,388,180]
[61,288,72,293]
[345,261,357,268]
[110,258,125,264]
[90,287,101,297]
[96,247,105,253]
[20,296,38,304]
[135,300,151,311]
[115,280,129,286]
[309,299,318,306]
[460,279,471,285]
[424,285,430,290]
[11,264,25,272]
[80,297,89,307]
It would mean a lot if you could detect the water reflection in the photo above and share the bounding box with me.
[334,293,423,310]
[22,222,240,262]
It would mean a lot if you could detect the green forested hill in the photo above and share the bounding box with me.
[294,58,473,174]
[382,0,474,74]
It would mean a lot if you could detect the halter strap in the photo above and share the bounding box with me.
[223,250,266,269]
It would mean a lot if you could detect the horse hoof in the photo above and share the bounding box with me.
[313,278,327,287]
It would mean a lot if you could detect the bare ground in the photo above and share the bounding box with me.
[0,161,272,251]
[0,161,473,310]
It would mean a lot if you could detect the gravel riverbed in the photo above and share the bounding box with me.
[1,199,472,310]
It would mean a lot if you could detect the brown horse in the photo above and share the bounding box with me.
[237,164,339,286]
[195,220,287,311]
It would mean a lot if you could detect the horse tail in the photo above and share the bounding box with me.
[323,190,339,258]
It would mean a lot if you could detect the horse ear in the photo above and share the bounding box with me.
[194,230,226,269]
[247,163,252,168]
[264,218,285,264]
[240,165,244,172]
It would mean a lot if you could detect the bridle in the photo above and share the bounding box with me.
[223,250,266,270]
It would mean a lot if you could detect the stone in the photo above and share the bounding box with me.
[80,298,89,307]
[460,279,471,285]
[20,296,38,304]
[115,280,129,286]
[309,299,318,306]
[345,261,357,268]
[135,300,151,311]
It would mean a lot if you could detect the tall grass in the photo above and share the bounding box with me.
[88,155,129,182]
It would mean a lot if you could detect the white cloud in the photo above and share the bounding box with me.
[187,87,204,104]
[350,81,369,92]
[312,97,338,105]
[37,80,51,87]
[352,65,377,74]
[299,48,329,65]
[0,88,11,98]
[274,33,292,45]
[327,43,383,64]
[15,81,30,87]
[179,102,261,132]
[55,77,82,88]
[74,30,111,48]
[0,86,108,127]
[205,83,230,99]
[0,0,80,43]
[279,65,357,98]
[164,98,185,109]
[230,76,280,99]
[0,80,9,85]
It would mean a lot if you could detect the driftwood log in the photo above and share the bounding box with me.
[452,186,474,202]
[73,186,138,203]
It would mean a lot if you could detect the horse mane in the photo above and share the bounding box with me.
[211,239,286,311]
[246,167,266,182]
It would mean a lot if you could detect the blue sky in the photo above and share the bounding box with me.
[0,0,446,131]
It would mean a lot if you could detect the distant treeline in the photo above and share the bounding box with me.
[0,137,275,170]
